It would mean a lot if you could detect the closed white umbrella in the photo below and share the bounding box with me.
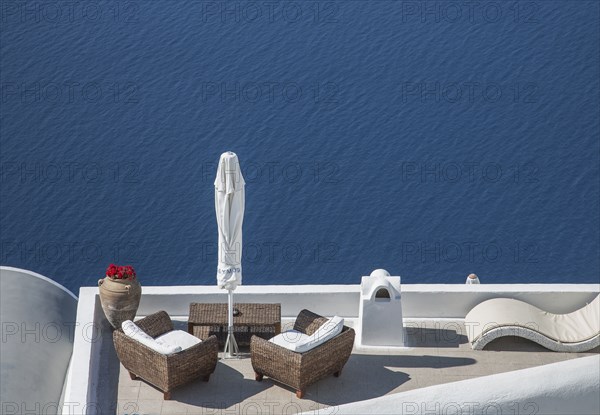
[215,151,245,358]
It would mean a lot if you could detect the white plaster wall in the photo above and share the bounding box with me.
[133,284,600,319]
[60,289,104,415]
[0,267,78,415]
[305,355,600,415]
[135,285,360,318]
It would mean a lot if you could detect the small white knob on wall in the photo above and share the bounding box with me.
[466,273,480,284]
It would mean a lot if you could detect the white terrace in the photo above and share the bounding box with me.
[1,267,599,415]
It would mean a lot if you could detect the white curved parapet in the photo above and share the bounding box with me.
[305,355,600,415]
[0,266,78,415]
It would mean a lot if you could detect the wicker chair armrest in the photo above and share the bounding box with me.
[135,310,174,338]
[251,335,301,359]
[299,326,355,367]
[114,329,168,362]
[291,327,355,391]
[164,335,219,390]
[167,335,219,368]
[113,329,169,389]
[250,335,302,366]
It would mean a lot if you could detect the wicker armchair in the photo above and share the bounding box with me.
[113,310,218,399]
[250,309,355,398]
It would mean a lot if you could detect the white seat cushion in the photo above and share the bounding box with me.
[269,330,311,352]
[121,320,182,355]
[155,330,202,351]
[295,316,344,353]
[269,316,345,353]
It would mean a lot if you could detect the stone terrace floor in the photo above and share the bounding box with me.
[115,320,599,415]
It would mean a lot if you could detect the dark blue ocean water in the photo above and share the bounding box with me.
[1,1,599,295]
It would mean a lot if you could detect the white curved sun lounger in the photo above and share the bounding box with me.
[466,295,600,352]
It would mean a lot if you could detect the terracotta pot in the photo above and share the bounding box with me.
[98,277,141,329]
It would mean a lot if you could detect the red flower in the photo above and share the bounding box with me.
[106,264,137,280]
[106,263,119,277]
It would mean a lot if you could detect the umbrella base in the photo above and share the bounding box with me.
[223,328,240,359]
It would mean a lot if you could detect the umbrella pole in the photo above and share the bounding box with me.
[223,289,239,359]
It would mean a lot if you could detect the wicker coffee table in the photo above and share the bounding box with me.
[188,303,281,346]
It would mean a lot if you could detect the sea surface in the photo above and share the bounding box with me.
[1,1,599,295]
